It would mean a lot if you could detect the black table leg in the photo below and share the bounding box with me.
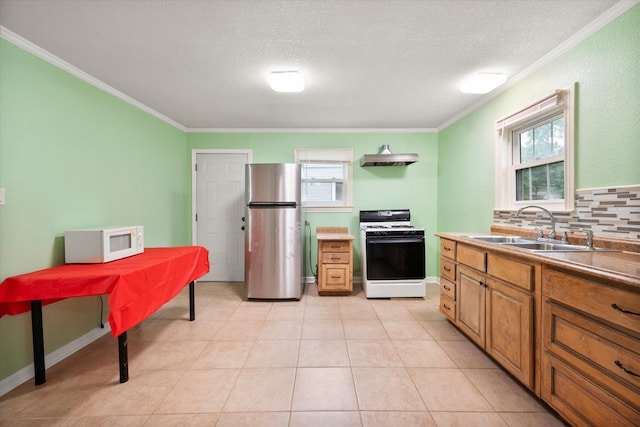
[118,332,128,383]
[30,300,46,385]
[189,281,195,321]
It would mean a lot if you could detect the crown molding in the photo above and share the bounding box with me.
[0,26,187,132]
[437,0,639,131]
[186,127,437,134]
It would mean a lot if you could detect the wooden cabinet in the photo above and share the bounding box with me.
[439,239,457,321]
[541,266,640,426]
[317,227,354,296]
[457,265,486,347]
[486,277,533,386]
[450,243,535,389]
[437,232,640,426]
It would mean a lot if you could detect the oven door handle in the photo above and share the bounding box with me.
[367,238,424,244]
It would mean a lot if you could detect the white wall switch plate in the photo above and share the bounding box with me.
[0,188,5,206]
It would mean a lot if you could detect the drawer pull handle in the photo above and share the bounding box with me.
[443,246,451,251]
[611,304,640,316]
[443,303,451,311]
[479,280,487,288]
[443,266,451,272]
[615,360,640,377]
[443,284,451,291]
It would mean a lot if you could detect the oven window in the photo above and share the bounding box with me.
[366,237,425,280]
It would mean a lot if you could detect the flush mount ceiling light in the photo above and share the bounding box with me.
[460,73,507,94]
[268,71,305,93]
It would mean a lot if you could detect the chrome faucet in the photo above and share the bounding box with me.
[582,229,594,249]
[515,205,557,240]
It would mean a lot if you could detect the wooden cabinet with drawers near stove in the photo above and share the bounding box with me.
[317,227,354,296]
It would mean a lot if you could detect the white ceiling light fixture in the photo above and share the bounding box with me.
[268,71,305,93]
[460,73,507,94]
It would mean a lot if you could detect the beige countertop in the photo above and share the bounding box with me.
[436,231,640,293]
[317,232,355,241]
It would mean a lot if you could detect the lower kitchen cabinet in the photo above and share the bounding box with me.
[457,264,534,388]
[439,251,457,322]
[541,266,640,426]
[437,232,640,427]
[444,243,536,391]
[486,277,533,386]
[317,227,354,296]
[457,265,486,347]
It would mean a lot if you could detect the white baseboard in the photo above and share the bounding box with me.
[0,324,112,397]
[304,275,439,285]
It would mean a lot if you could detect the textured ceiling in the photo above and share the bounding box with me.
[0,0,627,130]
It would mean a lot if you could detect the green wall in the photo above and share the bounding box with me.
[437,4,640,233]
[0,40,190,381]
[187,132,439,278]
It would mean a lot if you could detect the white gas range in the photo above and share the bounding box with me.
[359,209,426,298]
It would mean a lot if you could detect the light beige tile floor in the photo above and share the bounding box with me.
[0,282,566,426]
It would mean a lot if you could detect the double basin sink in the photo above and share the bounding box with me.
[464,235,615,252]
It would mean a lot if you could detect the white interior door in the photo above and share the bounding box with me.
[194,151,250,281]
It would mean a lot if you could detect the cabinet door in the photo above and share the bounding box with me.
[457,266,486,347]
[486,278,534,389]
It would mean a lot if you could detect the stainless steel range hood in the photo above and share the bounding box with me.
[360,145,419,167]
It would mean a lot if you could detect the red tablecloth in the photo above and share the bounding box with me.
[0,247,209,336]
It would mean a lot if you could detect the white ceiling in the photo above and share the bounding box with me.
[0,0,631,131]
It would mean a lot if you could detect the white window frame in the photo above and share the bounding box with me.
[494,84,575,212]
[295,148,353,213]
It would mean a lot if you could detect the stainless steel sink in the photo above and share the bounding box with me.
[464,236,536,244]
[504,242,615,252]
[464,235,617,252]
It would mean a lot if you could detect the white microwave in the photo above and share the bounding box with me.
[64,226,144,263]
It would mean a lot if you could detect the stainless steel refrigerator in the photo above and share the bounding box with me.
[244,163,303,300]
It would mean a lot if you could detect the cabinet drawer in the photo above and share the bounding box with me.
[542,267,640,334]
[544,300,640,401]
[440,295,456,322]
[440,258,456,281]
[321,240,350,252]
[322,265,348,287]
[457,244,486,272]
[440,277,456,300]
[542,353,640,426]
[487,254,533,291]
[440,239,457,260]
[322,252,350,264]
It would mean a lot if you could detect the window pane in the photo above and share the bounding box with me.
[534,122,552,159]
[303,182,343,203]
[301,163,345,180]
[549,161,564,199]
[519,129,534,163]
[515,161,564,201]
[552,118,565,156]
[530,164,548,200]
[516,169,530,201]
[300,162,347,205]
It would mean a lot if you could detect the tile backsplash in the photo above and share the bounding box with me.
[493,185,640,240]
